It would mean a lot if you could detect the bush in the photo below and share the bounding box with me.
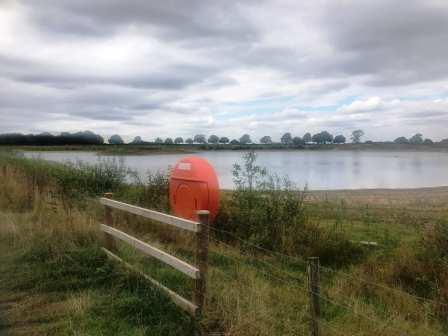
[216,151,363,266]
[121,169,170,212]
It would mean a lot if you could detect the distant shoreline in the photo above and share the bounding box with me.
[2,142,448,155]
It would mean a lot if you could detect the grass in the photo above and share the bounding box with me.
[0,169,196,336]
[0,211,196,336]
[0,150,448,335]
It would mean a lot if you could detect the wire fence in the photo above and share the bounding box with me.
[204,224,447,336]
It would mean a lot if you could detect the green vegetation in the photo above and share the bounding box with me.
[0,150,448,335]
[0,157,195,335]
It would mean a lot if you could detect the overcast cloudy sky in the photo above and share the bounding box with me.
[1,0,448,142]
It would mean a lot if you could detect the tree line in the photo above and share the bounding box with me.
[1,130,447,146]
[124,130,359,145]
[104,130,448,146]
[0,131,104,146]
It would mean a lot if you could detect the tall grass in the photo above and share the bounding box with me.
[0,153,196,335]
[1,150,448,335]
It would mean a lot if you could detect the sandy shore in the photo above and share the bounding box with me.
[306,186,448,207]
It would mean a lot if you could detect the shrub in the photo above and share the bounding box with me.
[123,169,170,212]
[216,151,362,265]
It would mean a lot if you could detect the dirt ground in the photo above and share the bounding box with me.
[306,186,448,208]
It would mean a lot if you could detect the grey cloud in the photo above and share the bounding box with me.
[23,0,261,43]
[1,56,217,90]
[405,110,448,119]
[320,0,448,85]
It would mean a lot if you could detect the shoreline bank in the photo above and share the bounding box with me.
[2,142,448,155]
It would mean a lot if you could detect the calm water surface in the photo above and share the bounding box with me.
[23,150,448,190]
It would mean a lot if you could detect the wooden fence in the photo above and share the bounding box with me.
[99,193,209,318]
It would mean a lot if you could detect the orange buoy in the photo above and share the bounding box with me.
[169,156,220,222]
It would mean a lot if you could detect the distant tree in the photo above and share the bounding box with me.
[154,137,164,144]
[312,131,333,144]
[333,134,346,144]
[351,130,364,144]
[194,134,206,143]
[292,136,304,145]
[324,131,334,143]
[260,136,272,144]
[131,136,144,144]
[423,138,433,145]
[0,130,104,146]
[440,138,448,144]
[281,132,293,145]
[219,137,229,144]
[174,137,184,144]
[303,132,312,143]
[185,138,194,144]
[65,131,104,145]
[394,136,409,144]
[239,134,252,144]
[208,134,219,144]
[409,133,423,144]
[165,137,174,145]
[108,134,124,145]
[230,139,239,145]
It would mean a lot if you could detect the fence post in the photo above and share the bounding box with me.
[103,192,118,252]
[308,257,320,336]
[194,210,210,318]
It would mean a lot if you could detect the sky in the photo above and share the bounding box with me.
[0,0,448,142]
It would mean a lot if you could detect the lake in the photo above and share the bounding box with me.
[23,150,448,190]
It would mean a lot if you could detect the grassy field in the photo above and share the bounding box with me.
[0,150,447,335]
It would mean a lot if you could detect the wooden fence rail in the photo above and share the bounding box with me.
[99,193,209,318]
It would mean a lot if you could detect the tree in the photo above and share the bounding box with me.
[108,134,124,145]
[230,139,239,145]
[312,131,333,144]
[131,136,144,144]
[0,130,104,145]
[303,132,312,143]
[423,138,433,145]
[409,133,423,144]
[440,139,448,144]
[164,137,174,145]
[193,134,206,143]
[185,138,194,144]
[208,134,219,144]
[239,134,252,144]
[281,132,293,145]
[174,137,184,144]
[154,137,164,144]
[219,137,229,144]
[333,134,346,144]
[351,130,364,144]
[260,136,272,144]
[394,136,409,144]
[292,136,304,145]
